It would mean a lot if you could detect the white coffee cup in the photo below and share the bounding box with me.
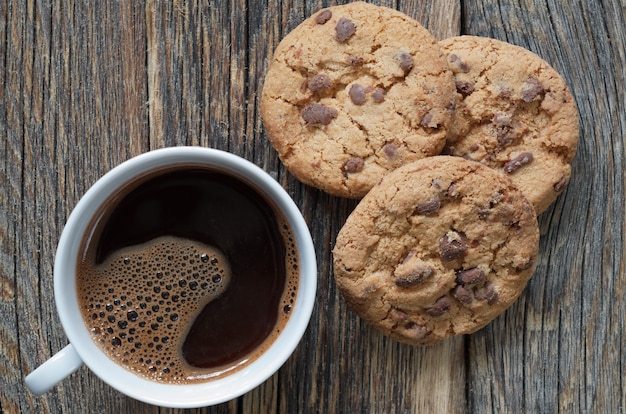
[24,147,317,408]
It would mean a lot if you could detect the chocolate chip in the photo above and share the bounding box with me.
[300,80,308,94]
[431,178,444,190]
[456,268,486,285]
[362,283,378,295]
[448,53,469,73]
[342,157,364,174]
[452,285,473,304]
[415,196,441,215]
[398,52,413,75]
[382,143,398,158]
[393,266,434,288]
[439,231,468,262]
[393,252,435,287]
[492,112,512,127]
[399,250,416,264]
[371,87,386,103]
[441,145,455,156]
[346,55,364,66]
[489,190,505,207]
[446,182,460,198]
[455,80,474,97]
[308,74,332,93]
[420,111,441,129]
[504,152,533,173]
[421,112,433,127]
[516,256,536,271]
[498,86,513,99]
[301,103,338,125]
[388,308,409,323]
[405,322,429,339]
[497,128,517,147]
[315,9,332,25]
[349,84,366,105]
[553,176,568,192]
[335,17,356,42]
[474,282,498,304]
[493,112,516,146]
[426,296,451,317]
[521,77,545,102]
[478,208,490,220]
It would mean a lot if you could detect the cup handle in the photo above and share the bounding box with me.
[25,344,84,396]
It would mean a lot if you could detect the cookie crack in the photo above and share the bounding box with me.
[281,57,312,78]
[343,111,373,152]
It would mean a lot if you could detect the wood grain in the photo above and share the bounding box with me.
[462,1,626,412]
[1,0,624,413]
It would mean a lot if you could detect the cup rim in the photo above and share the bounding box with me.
[53,146,317,408]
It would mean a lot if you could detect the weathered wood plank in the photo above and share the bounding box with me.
[64,1,151,410]
[401,0,460,40]
[2,1,151,413]
[463,0,626,412]
[147,0,206,149]
[1,1,49,413]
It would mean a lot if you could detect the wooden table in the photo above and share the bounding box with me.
[1,1,624,412]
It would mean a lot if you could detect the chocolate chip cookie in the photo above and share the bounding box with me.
[261,2,456,198]
[332,156,539,345]
[438,35,579,214]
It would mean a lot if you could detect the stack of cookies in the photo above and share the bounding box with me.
[261,2,579,345]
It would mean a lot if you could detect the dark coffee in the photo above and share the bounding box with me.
[76,167,299,383]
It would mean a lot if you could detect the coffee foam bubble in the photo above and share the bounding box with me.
[78,236,232,382]
[78,230,299,384]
